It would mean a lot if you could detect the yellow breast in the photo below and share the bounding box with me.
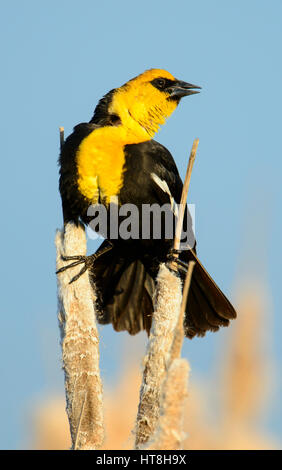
[76,126,147,205]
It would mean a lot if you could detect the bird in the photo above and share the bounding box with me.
[57,68,236,338]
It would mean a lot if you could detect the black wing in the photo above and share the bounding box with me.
[122,139,183,206]
[59,123,99,224]
[121,139,195,252]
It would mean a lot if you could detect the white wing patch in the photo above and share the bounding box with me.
[151,172,179,217]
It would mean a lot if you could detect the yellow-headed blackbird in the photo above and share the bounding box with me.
[58,69,236,338]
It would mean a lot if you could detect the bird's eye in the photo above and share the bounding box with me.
[151,77,171,92]
[156,78,166,89]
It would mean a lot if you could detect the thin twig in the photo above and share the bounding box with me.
[168,138,199,271]
[73,390,87,450]
[170,260,196,361]
[59,127,64,151]
[168,138,199,359]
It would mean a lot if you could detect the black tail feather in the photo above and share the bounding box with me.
[91,242,236,338]
[91,242,154,335]
[182,249,236,338]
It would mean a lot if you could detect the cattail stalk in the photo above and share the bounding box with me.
[135,139,199,449]
[56,222,104,450]
[135,263,183,448]
[56,128,104,449]
[145,359,190,450]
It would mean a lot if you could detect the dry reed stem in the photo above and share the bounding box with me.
[56,222,104,450]
[170,261,196,361]
[145,359,190,450]
[59,127,64,150]
[169,138,199,271]
[135,264,183,448]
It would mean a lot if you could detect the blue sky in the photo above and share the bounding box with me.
[1,0,281,449]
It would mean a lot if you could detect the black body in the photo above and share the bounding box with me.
[59,123,236,338]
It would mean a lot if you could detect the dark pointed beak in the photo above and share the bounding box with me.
[168,80,201,99]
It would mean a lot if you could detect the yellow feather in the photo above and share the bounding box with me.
[76,126,148,204]
[77,69,179,203]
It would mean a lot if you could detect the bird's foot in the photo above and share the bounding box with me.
[56,241,113,284]
[56,254,94,284]
[166,248,188,274]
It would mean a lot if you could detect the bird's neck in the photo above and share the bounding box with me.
[109,88,178,139]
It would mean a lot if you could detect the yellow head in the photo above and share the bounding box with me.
[91,69,200,141]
